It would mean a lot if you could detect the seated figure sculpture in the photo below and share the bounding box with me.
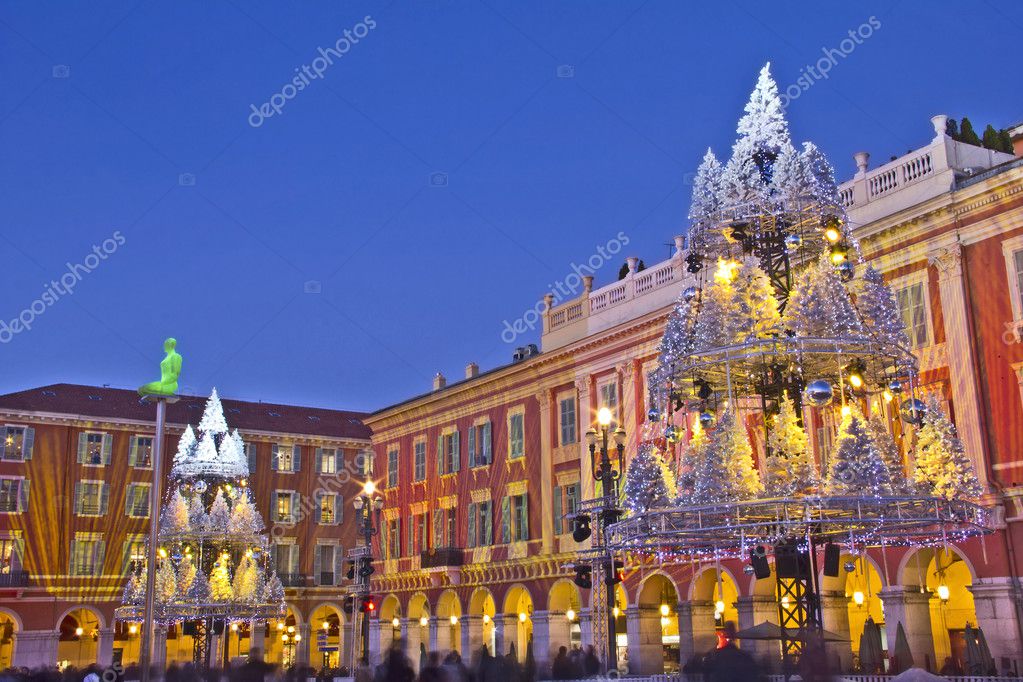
[138,337,182,396]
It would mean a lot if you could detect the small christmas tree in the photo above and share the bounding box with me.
[692,261,742,350]
[156,558,177,601]
[689,148,723,224]
[188,494,208,530]
[233,553,261,603]
[124,569,145,605]
[784,255,863,338]
[798,141,841,208]
[732,257,781,341]
[161,489,190,535]
[229,490,264,535]
[176,425,196,460]
[770,142,806,204]
[855,266,910,354]
[693,410,763,503]
[867,410,909,494]
[176,554,197,596]
[209,552,235,601]
[765,392,815,496]
[676,421,710,504]
[208,489,232,533]
[827,406,892,497]
[622,443,675,513]
[913,398,982,500]
[199,387,229,435]
[186,569,211,603]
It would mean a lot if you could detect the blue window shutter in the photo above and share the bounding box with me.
[101,433,113,465]
[553,486,563,534]
[314,493,322,523]
[501,497,511,543]
[483,422,492,464]
[271,445,279,471]
[293,445,302,472]
[452,430,460,472]
[333,547,343,586]
[18,479,29,512]
[100,483,110,515]
[468,427,476,468]
[467,503,477,548]
[315,448,323,473]
[128,437,138,467]
[291,492,300,523]
[77,433,88,464]
[289,545,299,575]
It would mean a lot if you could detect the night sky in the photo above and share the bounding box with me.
[2,1,1020,412]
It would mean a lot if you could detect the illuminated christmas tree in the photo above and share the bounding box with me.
[867,410,909,494]
[765,392,815,496]
[783,254,863,338]
[913,398,982,500]
[826,406,892,497]
[692,411,763,503]
[856,266,910,354]
[689,148,723,224]
[622,443,676,513]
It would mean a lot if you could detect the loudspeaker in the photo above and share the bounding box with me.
[823,543,840,578]
[775,541,810,579]
[182,621,199,636]
[750,545,771,579]
[212,620,225,635]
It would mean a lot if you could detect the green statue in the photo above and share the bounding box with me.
[139,337,182,396]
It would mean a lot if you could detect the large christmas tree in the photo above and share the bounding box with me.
[621,443,676,513]
[118,389,284,663]
[913,398,983,500]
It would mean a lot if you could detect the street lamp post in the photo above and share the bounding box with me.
[352,481,383,664]
[585,407,625,673]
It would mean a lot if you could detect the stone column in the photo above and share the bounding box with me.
[153,625,169,671]
[209,630,226,668]
[536,390,555,553]
[249,621,265,660]
[96,628,115,667]
[295,624,311,666]
[969,578,1022,673]
[367,620,381,665]
[461,615,483,658]
[530,610,567,674]
[929,244,989,491]
[399,619,410,656]
[624,606,663,675]
[12,630,59,668]
[735,595,778,666]
[819,591,853,672]
[880,586,935,669]
[576,377,595,501]
[577,609,593,649]
[678,601,717,666]
[379,619,394,657]
[430,617,447,653]
[342,621,357,668]
[493,617,506,658]
[405,621,423,670]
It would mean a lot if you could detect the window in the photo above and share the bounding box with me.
[432,508,457,548]
[553,483,579,534]
[502,493,529,543]
[129,436,153,468]
[469,422,493,467]
[272,543,299,580]
[316,448,338,475]
[559,398,577,446]
[0,479,28,513]
[437,432,460,475]
[316,492,338,525]
[357,448,374,477]
[123,538,146,572]
[508,413,524,459]
[273,444,301,473]
[274,490,299,524]
[408,512,428,555]
[1013,250,1023,309]
[77,432,111,466]
[896,282,929,348]
[314,544,337,586]
[1,538,24,574]
[467,500,493,547]
[125,483,150,518]
[246,443,258,475]
[386,518,401,559]
[75,481,108,516]
[70,535,105,576]
[1,426,34,461]
[599,382,618,426]
[387,449,399,488]
[413,441,426,481]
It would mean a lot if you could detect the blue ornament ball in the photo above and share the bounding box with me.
[647,407,661,422]
[784,233,802,251]
[682,286,699,302]
[664,425,680,442]
[698,412,714,428]
[900,398,927,425]
[803,379,834,407]
[888,379,903,394]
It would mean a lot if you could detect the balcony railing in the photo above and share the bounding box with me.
[277,573,306,587]
[0,571,28,587]
[420,547,464,569]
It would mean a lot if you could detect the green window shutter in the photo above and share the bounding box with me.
[292,445,302,472]
[396,518,402,558]
[313,493,321,523]
[553,486,563,534]
[100,483,110,515]
[271,445,279,471]
[485,501,493,545]
[433,509,443,549]
[18,479,30,512]
[313,546,323,585]
[501,497,511,544]
[289,545,299,575]
[128,436,138,466]
[452,430,460,472]
[522,494,529,540]
[77,433,88,464]
[315,448,323,473]
[69,539,78,575]
[24,427,35,460]
[94,540,106,576]
[407,515,415,556]
[436,435,444,475]
[101,433,113,465]
[483,422,492,464]
[467,503,477,548]
[468,427,476,468]
[74,482,82,514]
[125,484,133,517]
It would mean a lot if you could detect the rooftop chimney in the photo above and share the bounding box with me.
[433,373,446,391]
[465,362,479,379]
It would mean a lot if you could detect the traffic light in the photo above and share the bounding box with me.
[345,560,356,581]
[573,564,592,590]
[604,559,624,585]
[360,596,377,613]
[571,514,591,542]
[342,595,355,614]
[358,557,375,578]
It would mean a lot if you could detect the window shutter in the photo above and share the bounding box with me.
[291,492,300,523]
[452,430,460,472]
[122,541,132,574]
[436,435,444,475]
[468,427,476,468]
[292,445,302,472]
[483,422,492,464]
[553,486,563,534]
[125,484,133,516]
[247,446,257,475]
[77,433,88,464]
[315,448,323,473]
[23,427,35,460]
[101,433,113,465]
[433,509,443,549]
[269,544,278,571]
[95,540,106,575]
[485,502,493,545]
[521,494,529,540]
[129,436,138,467]
[313,546,323,586]
[501,497,511,544]
[333,547,343,586]
[100,483,110,515]
[335,450,342,473]
[69,539,79,574]
[289,545,299,575]
[74,482,82,514]
[271,445,279,471]
[467,503,477,548]
[336,494,343,524]
[18,479,30,512]
[314,493,322,523]
[407,515,415,556]
[0,427,6,459]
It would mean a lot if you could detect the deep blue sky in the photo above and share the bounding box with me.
[2,1,1020,412]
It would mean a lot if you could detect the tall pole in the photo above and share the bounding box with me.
[599,430,618,673]
[140,398,167,682]
[361,497,372,664]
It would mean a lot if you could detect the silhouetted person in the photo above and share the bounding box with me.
[551,647,570,680]
[355,657,373,682]
[703,622,761,682]
[798,634,833,682]
[582,646,600,677]
[417,653,444,682]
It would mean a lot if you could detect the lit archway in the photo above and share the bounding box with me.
[636,573,681,674]
[502,585,533,660]
[406,593,431,669]
[468,587,496,656]
[900,546,977,671]
[436,590,462,655]
[378,596,401,655]
[266,605,303,667]
[692,566,739,628]
[309,603,345,669]
[0,609,21,669]
[547,580,582,654]
[57,607,103,668]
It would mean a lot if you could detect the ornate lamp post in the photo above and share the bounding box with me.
[585,407,625,672]
[353,481,383,663]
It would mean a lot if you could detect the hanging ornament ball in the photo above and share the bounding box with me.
[682,286,699,303]
[193,480,207,493]
[888,379,903,394]
[171,551,183,562]
[664,425,680,443]
[647,407,661,422]
[844,560,857,574]
[803,380,834,408]
[837,261,854,281]
[698,412,715,428]
[784,233,802,251]
[744,564,756,576]
[900,398,927,425]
